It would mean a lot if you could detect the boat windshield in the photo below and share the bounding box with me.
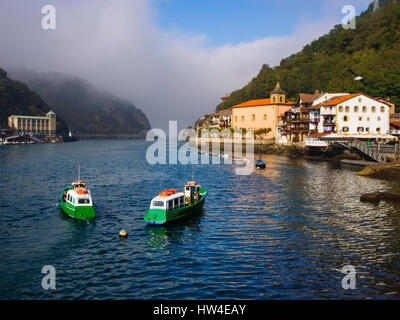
[152,201,165,207]
[78,199,90,204]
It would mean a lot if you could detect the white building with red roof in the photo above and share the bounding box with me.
[305,93,396,148]
[312,93,391,136]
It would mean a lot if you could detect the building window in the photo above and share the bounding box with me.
[372,106,376,112]
[357,127,364,133]
[251,114,255,121]
[354,106,359,112]
[263,114,267,121]
[339,106,343,112]
[359,117,363,121]
[362,106,367,112]
[343,116,349,122]
[366,127,370,132]
[367,117,370,121]
[280,96,283,102]
[378,117,381,121]
[342,127,349,132]
[234,116,237,122]
[358,98,362,103]
[345,106,349,112]
[241,116,244,122]
[377,127,381,132]
[381,106,385,112]
[273,97,276,102]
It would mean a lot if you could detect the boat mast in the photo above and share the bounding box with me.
[78,165,80,180]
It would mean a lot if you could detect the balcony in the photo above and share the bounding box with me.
[291,116,310,122]
[287,127,309,133]
[323,116,335,126]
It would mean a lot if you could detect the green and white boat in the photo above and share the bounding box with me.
[60,167,95,220]
[144,181,208,225]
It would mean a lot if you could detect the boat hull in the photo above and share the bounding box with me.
[60,187,95,220]
[144,189,207,225]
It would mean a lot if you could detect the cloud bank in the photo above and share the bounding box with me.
[0,0,371,130]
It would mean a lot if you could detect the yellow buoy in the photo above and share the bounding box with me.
[119,229,128,238]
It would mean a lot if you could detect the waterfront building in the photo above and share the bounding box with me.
[312,93,391,136]
[8,111,56,136]
[282,91,348,142]
[390,113,400,136]
[195,94,233,135]
[391,113,400,123]
[231,82,293,140]
[209,108,232,129]
[283,92,395,143]
[305,95,396,153]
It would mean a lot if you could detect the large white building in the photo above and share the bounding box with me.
[312,93,391,136]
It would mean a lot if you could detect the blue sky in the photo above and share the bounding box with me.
[154,0,372,46]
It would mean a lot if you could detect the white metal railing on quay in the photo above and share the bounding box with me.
[190,137,274,145]
[338,140,387,163]
[368,145,397,154]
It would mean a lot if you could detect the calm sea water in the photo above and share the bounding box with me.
[0,140,400,299]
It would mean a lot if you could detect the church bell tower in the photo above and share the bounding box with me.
[270,82,286,104]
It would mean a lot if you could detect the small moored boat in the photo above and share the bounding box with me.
[144,181,208,225]
[255,159,266,169]
[60,166,95,220]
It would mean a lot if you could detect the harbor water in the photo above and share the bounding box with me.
[1,140,400,299]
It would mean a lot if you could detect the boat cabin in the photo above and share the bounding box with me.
[61,180,92,206]
[184,181,201,204]
[150,191,185,211]
[150,182,202,211]
[64,190,92,206]
[72,180,86,190]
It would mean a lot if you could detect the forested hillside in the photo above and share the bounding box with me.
[217,0,400,112]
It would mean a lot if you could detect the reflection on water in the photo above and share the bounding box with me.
[145,209,205,248]
[1,140,400,299]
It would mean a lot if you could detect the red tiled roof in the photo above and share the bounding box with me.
[232,98,294,108]
[216,108,232,116]
[320,93,361,106]
[299,93,320,103]
[312,93,393,108]
[390,121,400,128]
